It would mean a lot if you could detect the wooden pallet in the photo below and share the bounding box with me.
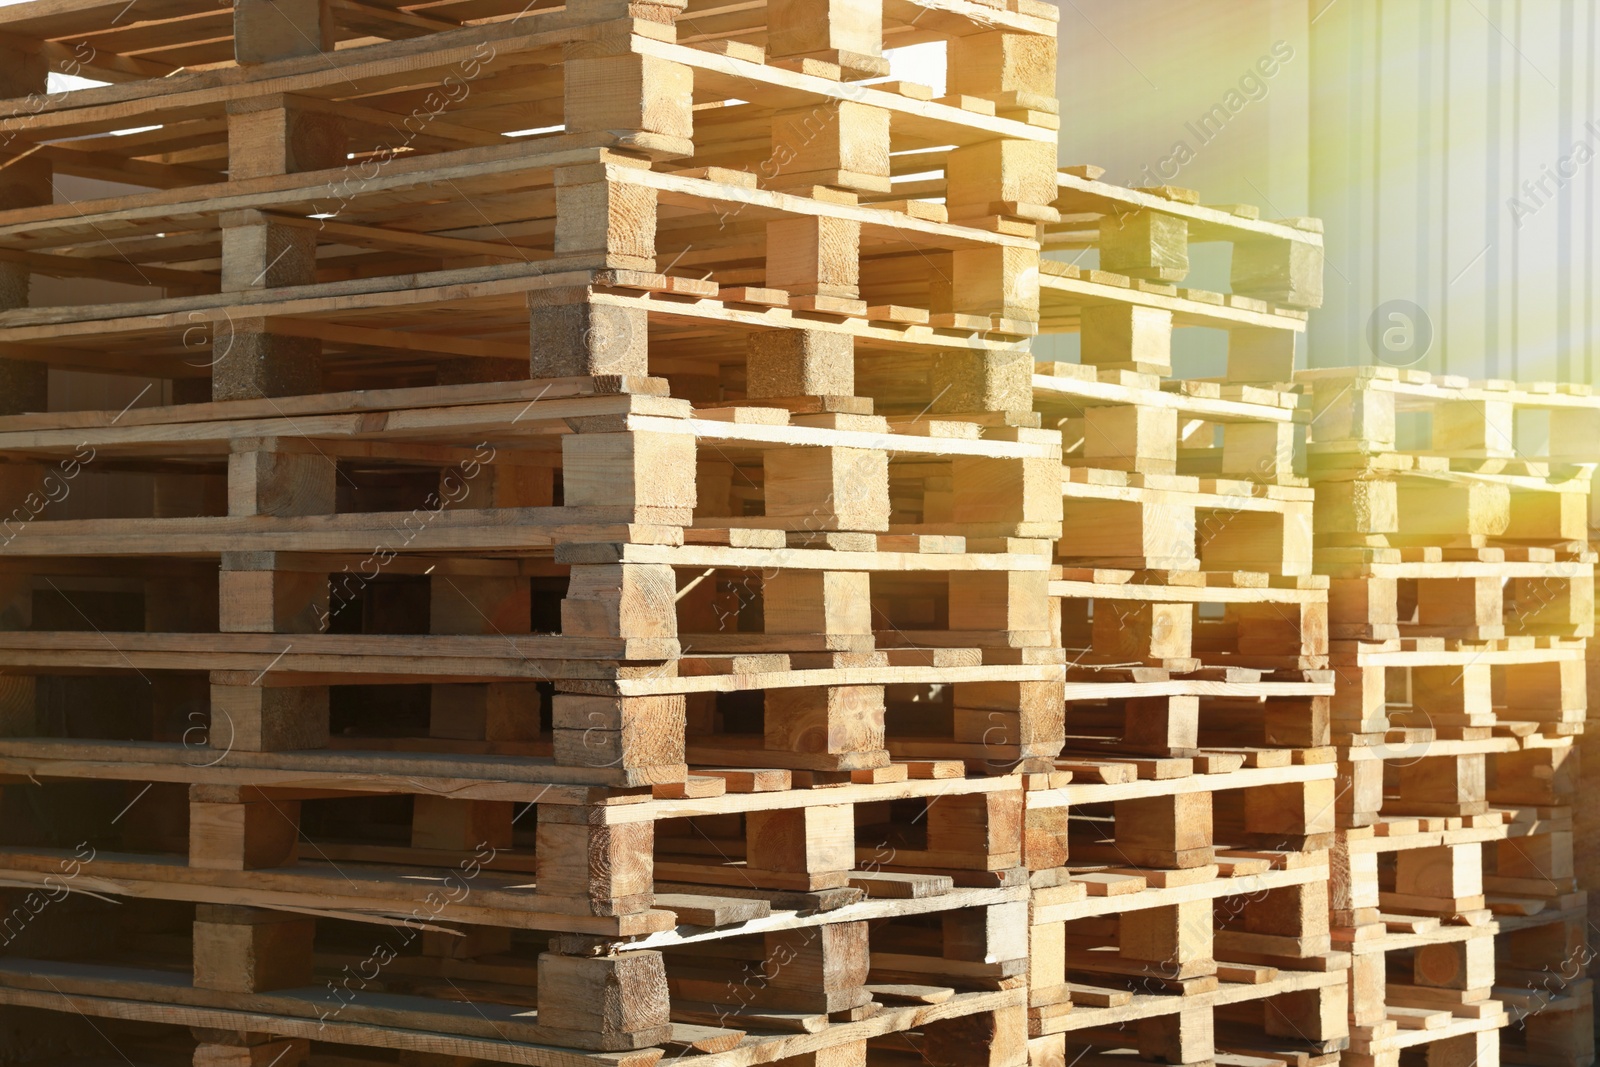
[0,839,1026,1059]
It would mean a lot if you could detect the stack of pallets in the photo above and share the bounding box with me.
[1,1,1590,1066]
[1021,174,1347,1066]
[1588,476,1600,1063]
[0,0,1068,1063]
[1302,369,1596,1067]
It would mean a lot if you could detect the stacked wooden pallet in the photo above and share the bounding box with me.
[1022,175,1347,1066]
[1302,368,1596,1067]
[0,0,1069,1063]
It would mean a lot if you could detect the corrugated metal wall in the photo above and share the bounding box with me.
[1309,0,1598,381]
[1054,0,1599,382]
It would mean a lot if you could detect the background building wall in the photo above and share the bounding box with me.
[1052,0,1600,382]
